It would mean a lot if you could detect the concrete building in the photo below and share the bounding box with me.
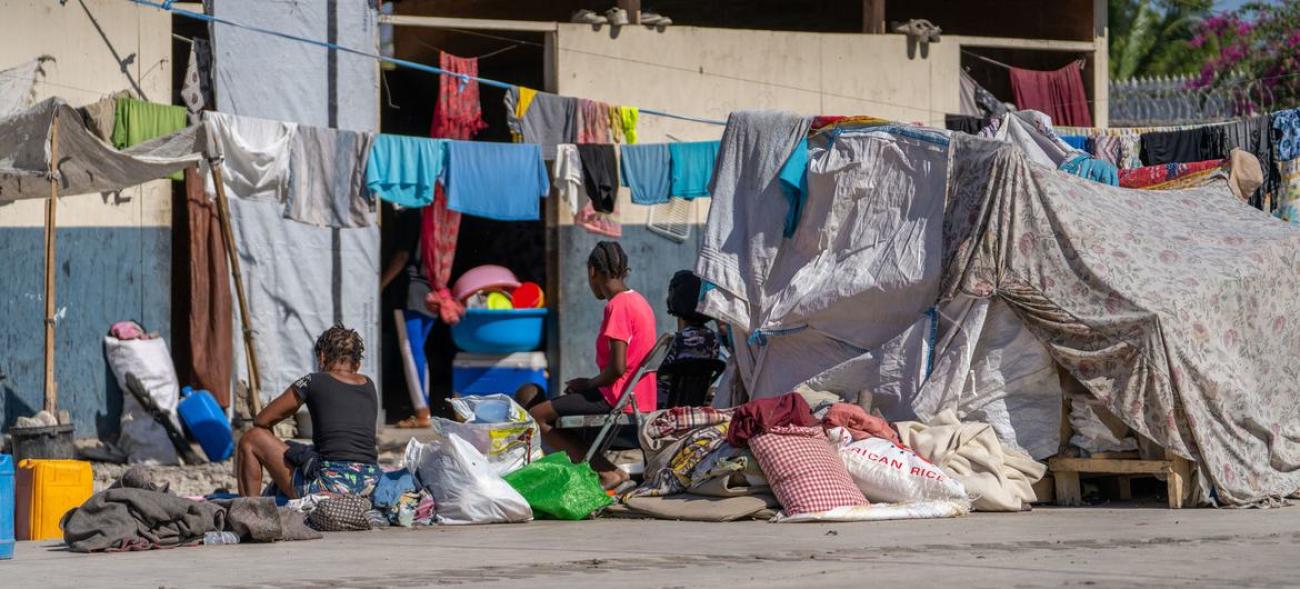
[0,0,1109,434]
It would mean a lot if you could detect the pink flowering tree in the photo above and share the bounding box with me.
[1189,2,1300,112]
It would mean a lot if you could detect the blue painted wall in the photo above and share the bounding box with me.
[557,224,702,385]
[0,225,170,437]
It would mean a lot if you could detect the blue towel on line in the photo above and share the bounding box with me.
[669,140,721,199]
[445,141,550,221]
[620,143,672,205]
[365,135,447,208]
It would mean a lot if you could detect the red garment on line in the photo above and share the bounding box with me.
[1008,61,1093,127]
[422,51,486,325]
[430,52,487,140]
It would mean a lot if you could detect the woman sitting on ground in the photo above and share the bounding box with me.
[236,325,380,498]
[516,241,658,490]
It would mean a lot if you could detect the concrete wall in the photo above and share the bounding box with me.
[0,1,173,435]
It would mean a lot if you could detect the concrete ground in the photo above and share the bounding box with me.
[7,506,1300,588]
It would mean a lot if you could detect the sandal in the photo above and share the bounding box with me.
[394,415,432,429]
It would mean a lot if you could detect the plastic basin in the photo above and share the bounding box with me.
[451,308,547,353]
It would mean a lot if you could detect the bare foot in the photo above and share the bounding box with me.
[598,469,629,490]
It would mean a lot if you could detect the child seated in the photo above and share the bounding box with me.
[657,270,720,408]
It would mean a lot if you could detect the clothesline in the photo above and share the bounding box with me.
[129,0,727,126]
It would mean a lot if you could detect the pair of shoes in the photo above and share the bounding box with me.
[639,12,673,27]
[571,9,607,25]
[892,19,941,43]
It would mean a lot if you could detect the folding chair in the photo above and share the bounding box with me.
[555,333,674,464]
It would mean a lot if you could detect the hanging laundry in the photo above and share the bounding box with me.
[431,52,488,140]
[1138,126,1227,166]
[112,97,189,150]
[1008,61,1092,127]
[1117,159,1224,189]
[182,167,233,407]
[203,111,298,203]
[1224,115,1277,210]
[777,138,809,237]
[1276,159,1300,225]
[0,58,49,118]
[620,143,671,205]
[1273,108,1300,161]
[944,114,988,135]
[504,86,576,158]
[180,38,214,125]
[1227,148,1264,202]
[557,144,623,236]
[112,97,190,181]
[669,140,721,198]
[1060,135,1089,151]
[553,143,585,215]
[608,105,639,144]
[577,98,612,144]
[959,69,1008,119]
[576,143,618,213]
[1091,135,1122,168]
[78,91,127,143]
[444,141,549,221]
[286,126,375,228]
[364,135,447,208]
[1058,154,1118,186]
[421,185,464,324]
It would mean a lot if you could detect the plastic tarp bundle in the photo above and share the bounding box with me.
[941,133,1300,505]
[104,337,183,465]
[697,114,949,408]
[0,97,203,201]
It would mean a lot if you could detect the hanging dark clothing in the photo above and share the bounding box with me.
[1138,126,1228,167]
[184,167,233,407]
[577,143,618,213]
[945,114,989,135]
[1008,61,1093,127]
[1224,116,1278,210]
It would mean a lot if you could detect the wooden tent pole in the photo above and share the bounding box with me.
[207,159,264,416]
[42,111,60,414]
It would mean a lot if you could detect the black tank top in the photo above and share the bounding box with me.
[291,372,379,463]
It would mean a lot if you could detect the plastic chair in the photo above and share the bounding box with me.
[555,333,674,464]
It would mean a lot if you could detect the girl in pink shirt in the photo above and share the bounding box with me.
[518,241,657,490]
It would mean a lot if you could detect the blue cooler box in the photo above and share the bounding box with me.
[0,453,13,560]
[452,352,548,398]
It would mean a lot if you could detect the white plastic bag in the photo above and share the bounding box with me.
[828,427,967,504]
[772,500,969,523]
[403,435,532,525]
[432,395,542,476]
[104,336,181,465]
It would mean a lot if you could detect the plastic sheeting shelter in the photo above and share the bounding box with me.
[701,111,1300,506]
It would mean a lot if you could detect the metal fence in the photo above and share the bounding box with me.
[1108,72,1276,126]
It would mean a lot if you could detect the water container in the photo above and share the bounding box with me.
[0,454,14,560]
[452,352,548,399]
[178,387,234,463]
[15,459,92,541]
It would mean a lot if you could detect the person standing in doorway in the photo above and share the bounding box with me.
[382,209,435,428]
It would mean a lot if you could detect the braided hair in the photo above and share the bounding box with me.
[587,241,630,279]
[314,324,364,370]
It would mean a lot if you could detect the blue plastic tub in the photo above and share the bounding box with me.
[451,308,548,353]
[453,352,548,398]
[0,454,13,560]
[177,387,235,463]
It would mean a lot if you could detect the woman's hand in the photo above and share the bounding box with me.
[564,378,594,394]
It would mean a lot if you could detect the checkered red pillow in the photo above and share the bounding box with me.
[750,425,868,515]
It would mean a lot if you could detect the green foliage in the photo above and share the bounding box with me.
[1110,0,1216,80]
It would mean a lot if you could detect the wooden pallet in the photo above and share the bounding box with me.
[1051,371,1194,508]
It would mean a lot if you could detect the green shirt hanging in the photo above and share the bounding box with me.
[112,97,190,180]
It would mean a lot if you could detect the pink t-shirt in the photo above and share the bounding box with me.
[596,290,658,413]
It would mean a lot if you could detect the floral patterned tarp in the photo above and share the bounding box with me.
[941,133,1300,505]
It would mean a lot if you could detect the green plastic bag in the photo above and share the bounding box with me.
[502,452,613,520]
